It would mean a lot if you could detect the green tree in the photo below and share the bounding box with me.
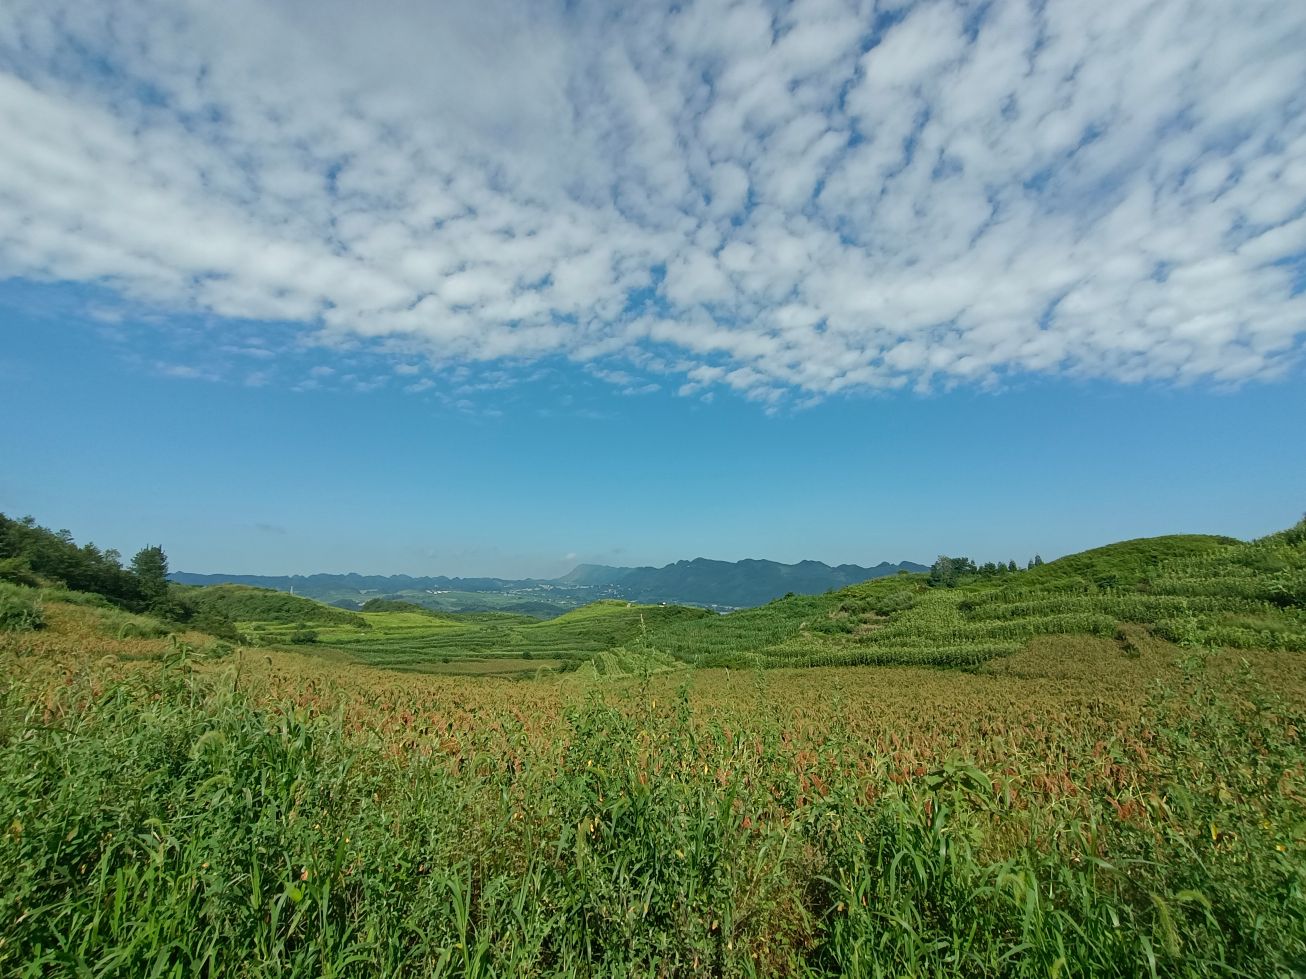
[928,556,956,588]
[131,545,170,609]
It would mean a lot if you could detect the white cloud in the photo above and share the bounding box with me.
[0,0,1303,402]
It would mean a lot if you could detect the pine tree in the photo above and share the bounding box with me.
[131,545,170,608]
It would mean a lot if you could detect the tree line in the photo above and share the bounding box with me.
[928,553,1043,588]
[0,513,238,639]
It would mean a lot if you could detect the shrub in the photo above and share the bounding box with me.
[0,556,39,587]
[0,583,43,632]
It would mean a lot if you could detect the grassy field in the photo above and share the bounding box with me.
[1,523,1304,975]
[223,599,713,676]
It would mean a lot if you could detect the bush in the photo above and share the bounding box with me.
[0,556,39,587]
[288,629,319,644]
[0,583,43,632]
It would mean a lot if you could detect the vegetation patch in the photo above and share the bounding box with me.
[185,584,371,629]
[0,582,43,632]
[1,624,1303,977]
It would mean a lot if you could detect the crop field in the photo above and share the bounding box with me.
[1,523,1304,976]
[228,600,713,675]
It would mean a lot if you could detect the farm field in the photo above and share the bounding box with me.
[0,521,1304,976]
[194,591,714,675]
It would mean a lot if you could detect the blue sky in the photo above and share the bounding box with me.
[1,0,1304,577]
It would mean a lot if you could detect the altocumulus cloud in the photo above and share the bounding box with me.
[1,0,1304,400]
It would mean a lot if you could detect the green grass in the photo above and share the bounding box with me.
[1,644,1302,976]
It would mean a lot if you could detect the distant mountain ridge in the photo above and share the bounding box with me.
[557,558,928,606]
[169,571,536,593]
[171,557,928,611]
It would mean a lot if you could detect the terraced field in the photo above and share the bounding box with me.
[641,527,1306,668]
[230,600,713,674]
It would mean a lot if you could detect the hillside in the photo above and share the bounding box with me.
[158,522,1306,677]
[183,584,370,628]
[639,526,1306,668]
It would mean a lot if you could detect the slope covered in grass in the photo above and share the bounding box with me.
[185,584,369,628]
[642,523,1306,669]
[1017,534,1238,590]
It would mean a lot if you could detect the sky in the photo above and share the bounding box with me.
[0,0,1304,578]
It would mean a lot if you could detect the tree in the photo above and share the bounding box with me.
[1007,560,1018,573]
[1033,554,1044,567]
[131,545,170,609]
[929,556,957,588]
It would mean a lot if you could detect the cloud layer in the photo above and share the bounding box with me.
[1,0,1304,399]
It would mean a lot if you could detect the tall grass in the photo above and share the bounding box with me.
[1,644,1303,977]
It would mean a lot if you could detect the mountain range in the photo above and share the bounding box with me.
[171,557,928,613]
[556,558,928,606]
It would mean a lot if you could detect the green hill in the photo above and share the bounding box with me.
[358,598,446,615]
[1017,534,1239,590]
[640,524,1306,668]
[184,584,369,628]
